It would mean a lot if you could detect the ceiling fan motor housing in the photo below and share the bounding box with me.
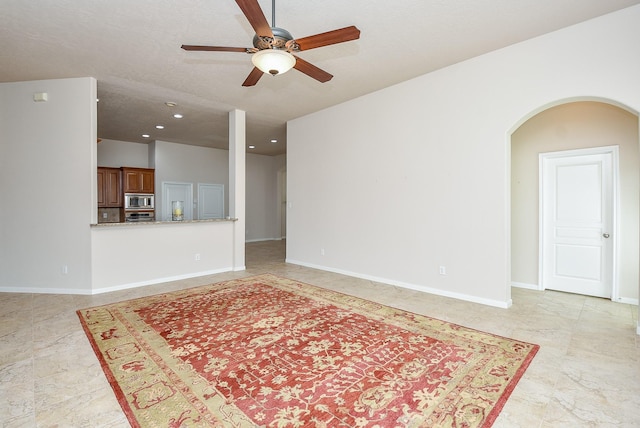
[253,27,298,51]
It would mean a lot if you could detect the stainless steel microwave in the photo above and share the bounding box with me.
[124,193,154,210]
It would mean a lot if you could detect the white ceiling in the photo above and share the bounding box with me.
[2,0,639,155]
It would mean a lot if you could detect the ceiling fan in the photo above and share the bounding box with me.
[181,0,360,87]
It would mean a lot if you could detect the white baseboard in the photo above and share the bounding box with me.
[511,281,540,290]
[0,267,235,296]
[615,296,639,305]
[92,268,236,294]
[285,259,512,309]
[0,286,96,295]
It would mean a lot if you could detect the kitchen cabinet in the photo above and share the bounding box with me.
[97,167,122,207]
[122,167,154,193]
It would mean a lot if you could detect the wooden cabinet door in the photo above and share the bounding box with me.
[97,169,105,206]
[105,169,122,206]
[122,168,154,193]
[140,170,154,193]
[122,169,141,193]
[98,167,122,207]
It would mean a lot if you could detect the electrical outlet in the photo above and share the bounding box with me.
[439,266,446,275]
[195,253,201,261]
[321,248,325,256]
[62,265,68,274]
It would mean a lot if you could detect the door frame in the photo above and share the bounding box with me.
[538,145,620,300]
[277,167,287,239]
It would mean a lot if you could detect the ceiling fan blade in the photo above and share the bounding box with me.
[181,45,248,53]
[242,67,264,87]
[293,56,333,83]
[295,26,360,51]
[235,0,273,38]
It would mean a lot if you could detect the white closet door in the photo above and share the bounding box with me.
[162,182,193,221]
[198,183,224,219]
[540,149,615,298]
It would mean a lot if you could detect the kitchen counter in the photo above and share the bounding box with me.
[91,218,237,227]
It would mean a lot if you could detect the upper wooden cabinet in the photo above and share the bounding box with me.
[122,167,155,193]
[97,167,122,207]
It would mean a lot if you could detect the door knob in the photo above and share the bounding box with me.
[603,233,610,238]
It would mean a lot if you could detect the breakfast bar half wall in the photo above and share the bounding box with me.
[90,218,239,294]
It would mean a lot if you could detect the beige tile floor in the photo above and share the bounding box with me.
[1,240,639,427]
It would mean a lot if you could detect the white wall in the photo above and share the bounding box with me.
[0,77,97,292]
[246,153,286,242]
[511,102,639,302]
[97,138,149,168]
[152,140,229,220]
[287,6,640,307]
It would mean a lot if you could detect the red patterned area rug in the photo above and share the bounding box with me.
[78,274,538,427]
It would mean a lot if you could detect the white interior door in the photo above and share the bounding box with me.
[198,183,224,219]
[540,148,616,298]
[162,182,193,221]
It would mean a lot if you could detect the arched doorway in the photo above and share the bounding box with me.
[510,100,639,302]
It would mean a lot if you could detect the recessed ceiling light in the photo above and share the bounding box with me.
[165,101,177,107]
[142,134,150,138]
[173,114,183,119]
[248,145,256,149]
[270,139,277,143]
[155,125,164,129]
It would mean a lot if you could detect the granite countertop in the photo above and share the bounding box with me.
[91,218,237,227]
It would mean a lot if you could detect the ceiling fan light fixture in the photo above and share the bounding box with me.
[252,49,295,76]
